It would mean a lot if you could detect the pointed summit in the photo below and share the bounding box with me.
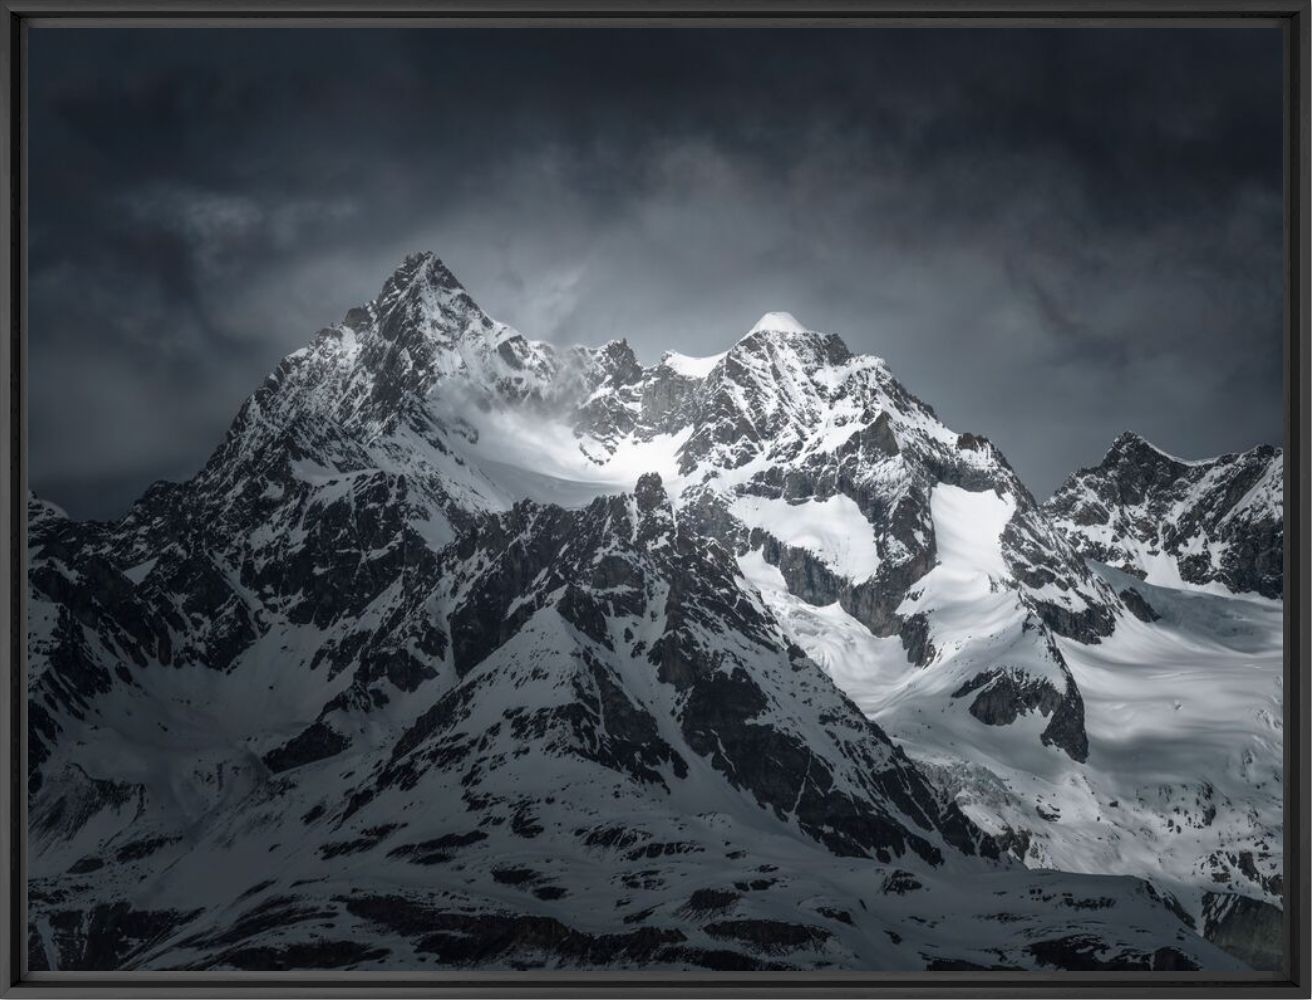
[1105,430,1151,457]
[748,311,809,335]
[734,311,851,366]
[1109,430,1153,452]
[380,250,464,300]
[728,311,852,371]
[366,251,487,348]
[373,252,465,327]
[1102,431,1189,469]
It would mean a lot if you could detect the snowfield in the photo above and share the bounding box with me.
[731,494,882,582]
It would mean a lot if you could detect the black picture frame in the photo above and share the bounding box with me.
[1,3,1307,996]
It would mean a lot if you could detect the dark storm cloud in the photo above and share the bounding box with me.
[27,26,1284,519]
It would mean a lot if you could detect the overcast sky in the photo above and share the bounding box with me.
[28,27,1284,519]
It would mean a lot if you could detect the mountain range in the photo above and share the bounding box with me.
[26,252,1285,973]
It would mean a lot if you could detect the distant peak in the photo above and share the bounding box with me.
[1104,431,1191,468]
[748,311,809,335]
[27,492,68,522]
[1105,431,1280,471]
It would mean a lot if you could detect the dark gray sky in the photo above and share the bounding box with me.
[29,27,1285,520]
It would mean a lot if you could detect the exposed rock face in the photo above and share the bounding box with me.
[1201,892,1284,972]
[952,667,1088,763]
[1044,432,1283,599]
[25,253,1268,972]
[1118,586,1161,623]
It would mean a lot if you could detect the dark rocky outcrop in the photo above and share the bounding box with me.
[952,666,1088,763]
[1046,433,1283,599]
[1119,586,1161,623]
[263,721,350,774]
[1201,892,1284,971]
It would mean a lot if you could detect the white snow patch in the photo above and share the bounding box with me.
[930,484,1014,579]
[661,350,727,380]
[733,494,880,581]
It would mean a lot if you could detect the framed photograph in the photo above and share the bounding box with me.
[2,2,1308,996]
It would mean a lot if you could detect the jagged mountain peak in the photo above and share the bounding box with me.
[655,316,852,384]
[1089,430,1282,490]
[575,338,644,386]
[365,251,499,353]
[1108,428,1159,453]
[1099,431,1280,473]
[1046,431,1284,598]
[28,491,67,523]
[24,251,1283,972]
[725,314,876,380]
[377,250,465,301]
[1100,430,1196,471]
[725,325,854,375]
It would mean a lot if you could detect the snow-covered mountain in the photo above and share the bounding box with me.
[1044,431,1283,599]
[26,253,1282,972]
